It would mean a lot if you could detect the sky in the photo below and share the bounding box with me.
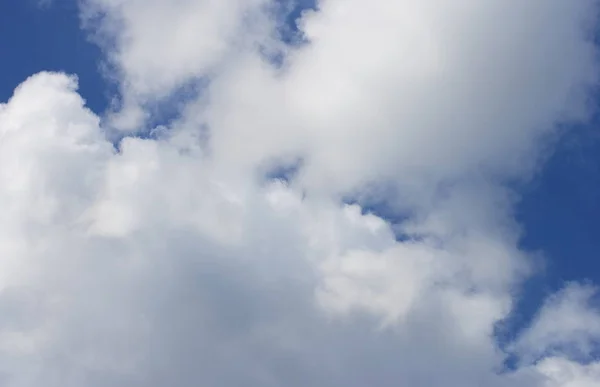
[1,0,600,386]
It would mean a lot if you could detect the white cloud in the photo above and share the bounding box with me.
[512,283,600,365]
[537,358,600,387]
[80,0,275,129]
[1,0,600,385]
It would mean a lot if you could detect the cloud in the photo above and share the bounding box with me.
[512,283,600,365]
[1,0,600,385]
[79,0,276,129]
[537,357,600,387]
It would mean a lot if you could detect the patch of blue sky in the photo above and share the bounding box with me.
[264,156,304,183]
[258,0,316,68]
[274,0,316,45]
[0,0,107,113]
[508,121,600,344]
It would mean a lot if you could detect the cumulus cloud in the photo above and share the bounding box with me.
[79,0,275,129]
[1,0,600,386]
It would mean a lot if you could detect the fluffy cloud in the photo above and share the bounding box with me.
[1,0,600,386]
[80,0,275,129]
[512,283,600,365]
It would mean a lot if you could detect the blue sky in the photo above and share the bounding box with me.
[0,1,106,111]
[2,0,600,328]
[1,1,600,384]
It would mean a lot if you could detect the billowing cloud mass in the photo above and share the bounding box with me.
[1,0,600,385]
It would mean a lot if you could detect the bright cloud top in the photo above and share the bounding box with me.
[1,0,600,386]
